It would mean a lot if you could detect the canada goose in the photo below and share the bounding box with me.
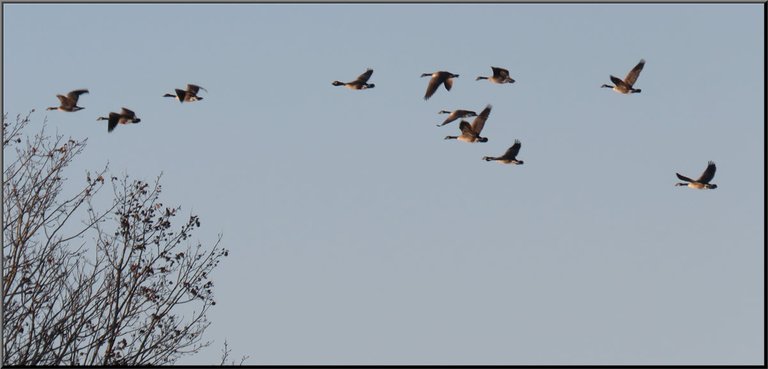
[46,89,89,112]
[421,71,459,100]
[601,59,645,94]
[444,104,491,143]
[675,161,718,189]
[476,67,515,84]
[437,109,478,127]
[97,107,141,133]
[332,68,375,90]
[164,84,207,103]
[483,140,524,164]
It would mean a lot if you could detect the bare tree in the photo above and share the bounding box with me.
[3,111,230,365]
[219,339,250,366]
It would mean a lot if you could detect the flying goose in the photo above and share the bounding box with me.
[332,68,375,90]
[46,89,89,112]
[601,59,645,94]
[483,140,524,164]
[164,84,207,103]
[97,107,141,133]
[675,161,718,189]
[421,71,459,100]
[476,66,515,84]
[444,104,491,143]
[437,109,478,127]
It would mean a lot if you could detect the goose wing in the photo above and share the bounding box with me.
[696,161,716,184]
[66,89,89,102]
[175,89,187,99]
[503,140,522,159]
[610,75,631,90]
[442,73,453,91]
[623,59,645,86]
[458,120,474,135]
[354,69,374,83]
[186,84,207,94]
[424,74,442,100]
[120,107,136,118]
[470,105,492,134]
[492,67,509,79]
[107,113,121,132]
[676,173,695,182]
[441,111,460,125]
[442,109,475,125]
[56,94,72,105]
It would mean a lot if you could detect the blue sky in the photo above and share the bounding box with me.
[2,3,764,365]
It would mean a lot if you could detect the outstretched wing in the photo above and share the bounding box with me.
[107,113,120,132]
[441,111,459,125]
[676,173,694,183]
[696,161,716,184]
[424,75,441,100]
[458,120,473,135]
[503,140,522,159]
[610,75,630,89]
[186,84,207,94]
[355,69,374,83]
[120,107,136,118]
[470,105,492,134]
[442,109,476,125]
[175,89,187,101]
[623,59,645,86]
[67,89,89,101]
[492,67,509,79]
[442,74,453,91]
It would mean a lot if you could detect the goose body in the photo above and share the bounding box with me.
[675,161,717,189]
[97,107,141,133]
[483,140,524,164]
[602,59,645,94]
[476,66,515,84]
[437,109,478,127]
[332,68,375,90]
[164,84,207,103]
[421,71,459,100]
[444,104,491,143]
[46,89,89,112]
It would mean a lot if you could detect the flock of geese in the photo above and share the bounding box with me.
[330,60,718,190]
[46,84,207,132]
[44,59,718,190]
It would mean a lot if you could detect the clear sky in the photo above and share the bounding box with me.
[2,3,764,365]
